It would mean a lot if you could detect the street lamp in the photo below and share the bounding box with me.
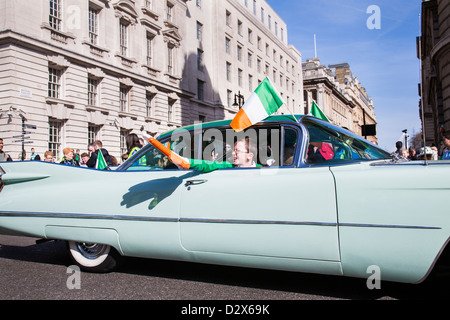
[1,106,28,160]
[402,129,408,150]
[232,91,244,108]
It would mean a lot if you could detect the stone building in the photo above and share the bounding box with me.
[302,58,378,143]
[420,0,450,146]
[0,0,303,161]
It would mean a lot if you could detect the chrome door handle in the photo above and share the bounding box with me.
[185,179,208,186]
[185,179,208,190]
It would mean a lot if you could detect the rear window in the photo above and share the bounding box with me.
[302,119,390,165]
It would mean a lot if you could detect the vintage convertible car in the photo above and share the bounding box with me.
[0,115,449,284]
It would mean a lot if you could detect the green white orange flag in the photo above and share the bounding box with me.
[230,77,284,132]
[95,149,108,170]
[310,101,329,122]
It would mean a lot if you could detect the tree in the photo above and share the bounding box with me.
[409,131,424,150]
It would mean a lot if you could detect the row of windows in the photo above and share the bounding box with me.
[193,0,285,42]
[194,11,296,104]
[238,0,285,42]
[224,40,297,98]
[194,8,295,78]
[48,118,130,160]
[51,0,175,34]
[197,23,278,70]
[48,0,177,75]
[224,33,296,76]
[224,59,296,93]
[196,57,294,107]
[47,67,176,122]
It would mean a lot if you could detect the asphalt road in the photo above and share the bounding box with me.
[1,234,449,303]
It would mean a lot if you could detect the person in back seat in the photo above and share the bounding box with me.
[307,142,334,163]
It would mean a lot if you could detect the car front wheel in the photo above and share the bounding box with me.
[68,241,121,273]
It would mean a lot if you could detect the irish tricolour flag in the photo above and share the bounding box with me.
[230,77,284,132]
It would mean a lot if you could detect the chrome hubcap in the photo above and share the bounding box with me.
[76,243,108,259]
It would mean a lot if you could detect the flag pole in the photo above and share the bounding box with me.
[286,104,300,124]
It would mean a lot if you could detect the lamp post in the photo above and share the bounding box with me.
[402,129,408,150]
[1,106,28,160]
[232,91,244,108]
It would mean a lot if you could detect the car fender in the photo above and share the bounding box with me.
[45,225,123,255]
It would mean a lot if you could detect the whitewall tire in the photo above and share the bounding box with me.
[68,241,120,273]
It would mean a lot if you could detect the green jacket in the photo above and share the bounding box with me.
[188,159,261,173]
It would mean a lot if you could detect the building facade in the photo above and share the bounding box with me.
[302,58,378,143]
[420,0,450,147]
[0,0,303,161]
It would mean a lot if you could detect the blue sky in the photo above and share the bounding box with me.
[265,0,422,151]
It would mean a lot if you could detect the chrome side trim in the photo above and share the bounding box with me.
[339,223,441,230]
[0,211,441,229]
[0,211,178,222]
[179,218,336,226]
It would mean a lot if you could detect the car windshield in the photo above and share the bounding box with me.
[119,142,179,171]
[302,118,390,165]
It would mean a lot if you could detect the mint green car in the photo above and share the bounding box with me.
[0,115,448,284]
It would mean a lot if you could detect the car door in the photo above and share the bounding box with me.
[179,125,340,262]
